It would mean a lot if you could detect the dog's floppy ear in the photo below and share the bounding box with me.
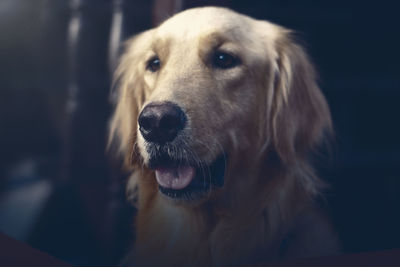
[108,30,153,169]
[269,31,332,163]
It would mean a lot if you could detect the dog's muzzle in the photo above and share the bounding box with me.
[138,101,226,201]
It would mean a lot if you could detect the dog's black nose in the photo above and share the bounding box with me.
[138,102,186,144]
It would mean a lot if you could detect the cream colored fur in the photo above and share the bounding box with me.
[109,7,339,267]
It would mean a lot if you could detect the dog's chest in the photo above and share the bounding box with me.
[135,198,212,266]
[136,197,274,267]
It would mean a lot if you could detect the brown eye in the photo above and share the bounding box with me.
[213,52,239,69]
[147,57,161,72]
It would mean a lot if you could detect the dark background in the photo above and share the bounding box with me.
[0,0,399,265]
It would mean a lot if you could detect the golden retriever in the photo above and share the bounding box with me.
[109,7,339,267]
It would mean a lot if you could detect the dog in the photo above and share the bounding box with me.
[109,6,339,267]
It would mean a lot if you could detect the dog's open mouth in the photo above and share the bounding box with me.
[149,154,226,201]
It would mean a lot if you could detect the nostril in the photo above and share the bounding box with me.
[139,114,156,132]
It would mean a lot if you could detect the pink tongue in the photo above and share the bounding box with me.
[155,166,195,190]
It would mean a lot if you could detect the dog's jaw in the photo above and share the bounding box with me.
[150,150,226,204]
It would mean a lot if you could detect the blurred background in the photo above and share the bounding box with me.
[0,0,399,266]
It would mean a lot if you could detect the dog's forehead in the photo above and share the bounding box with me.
[156,7,253,40]
[154,7,280,53]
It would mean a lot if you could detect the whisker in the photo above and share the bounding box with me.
[191,138,218,196]
[214,139,228,181]
[181,139,211,193]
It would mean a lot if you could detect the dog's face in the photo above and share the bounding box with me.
[110,7,331,205]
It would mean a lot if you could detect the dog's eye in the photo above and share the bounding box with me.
[146,57,161,72]
[213,52,239,69]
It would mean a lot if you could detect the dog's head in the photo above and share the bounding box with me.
[109,7,331,205]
